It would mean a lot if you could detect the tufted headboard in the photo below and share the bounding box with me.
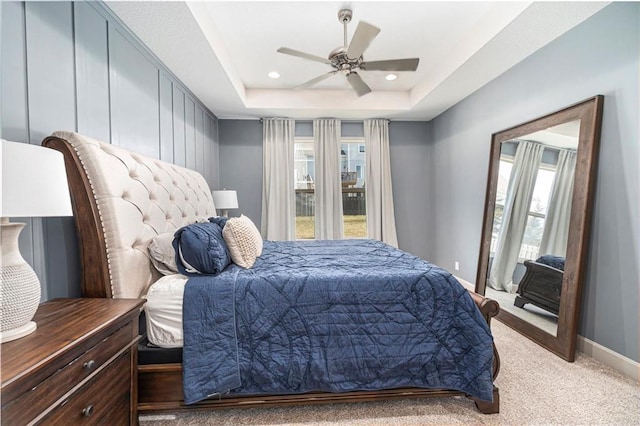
[43,131,216,299]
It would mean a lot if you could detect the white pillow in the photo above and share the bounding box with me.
[148,232,177,275]
[145,274,188,348]
[222,215,263,268]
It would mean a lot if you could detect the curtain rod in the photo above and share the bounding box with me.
[259,118,390,123]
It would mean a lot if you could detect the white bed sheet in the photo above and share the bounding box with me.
[144,274,188,348]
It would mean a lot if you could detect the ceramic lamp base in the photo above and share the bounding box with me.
[1,221,41,343]
[0,321,37,343]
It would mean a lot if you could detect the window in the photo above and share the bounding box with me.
[294,138,367,239]
[294,139,315,239]
[521,167,555,259]
[491,157,556,260]
[490,159,513,253]
[341,140,366,238]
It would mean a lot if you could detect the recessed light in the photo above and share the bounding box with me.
[385,74,398,81]
[268,71,280,79]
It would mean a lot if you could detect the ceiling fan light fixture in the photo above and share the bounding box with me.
[268,71,281,79]
[276,9,419,97]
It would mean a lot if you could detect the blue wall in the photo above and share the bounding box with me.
[1,1,220,299]
[428,2,639,361]
[219,120,264,225]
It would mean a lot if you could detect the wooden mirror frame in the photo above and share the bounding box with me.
[475,95,604,361]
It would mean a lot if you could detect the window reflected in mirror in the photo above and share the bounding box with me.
[484,119,580,337]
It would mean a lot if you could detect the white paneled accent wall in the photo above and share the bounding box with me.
[0,1,220,299]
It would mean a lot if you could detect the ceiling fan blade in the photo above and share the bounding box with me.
[346,21,380,60]
[277,47,331,65]
[360,58,420,72]
[296,71,338,89]
[346,72,372,97]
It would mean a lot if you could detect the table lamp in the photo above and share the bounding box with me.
[211,189,238,217]
[1,140,73,343]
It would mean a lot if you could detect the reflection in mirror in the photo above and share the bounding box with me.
[476,96,604,361]
[484,120,580,337]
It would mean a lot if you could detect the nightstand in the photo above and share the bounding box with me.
[1,298,144,425]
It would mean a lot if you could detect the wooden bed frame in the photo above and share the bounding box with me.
[44,134,501,415]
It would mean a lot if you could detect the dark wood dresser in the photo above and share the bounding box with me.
[1,298,144,425]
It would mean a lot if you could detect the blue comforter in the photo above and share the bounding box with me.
[182,239,494,404]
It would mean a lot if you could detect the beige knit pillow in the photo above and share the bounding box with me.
[222,215,263,268]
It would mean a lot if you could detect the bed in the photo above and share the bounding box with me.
[515,255,565,315]
[43,131,501,415]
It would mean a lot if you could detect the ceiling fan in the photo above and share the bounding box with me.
[277,9,419,97]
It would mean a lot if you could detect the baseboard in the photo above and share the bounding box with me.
[453,276,639,382]
[139,414,177,422]
[455,275,475,291]
[577,335,639,382]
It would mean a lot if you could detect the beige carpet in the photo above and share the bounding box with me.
[139,321,639,425]
[485,287,558,336]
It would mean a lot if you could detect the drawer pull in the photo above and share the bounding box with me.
[83,360,96,371]
[82,405,94,417]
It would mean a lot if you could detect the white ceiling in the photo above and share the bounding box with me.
[525,120,580,149]
[105,1,609,121]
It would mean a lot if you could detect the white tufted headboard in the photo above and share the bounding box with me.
[43,131,216,299]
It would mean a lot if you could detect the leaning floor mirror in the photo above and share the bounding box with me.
[476,96,604,361]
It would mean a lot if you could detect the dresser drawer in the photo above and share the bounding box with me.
[2,322,134,425]
[38,350,132,425]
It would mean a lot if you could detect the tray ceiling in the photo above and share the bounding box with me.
[105,1,608,120]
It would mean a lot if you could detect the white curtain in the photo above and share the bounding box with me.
[261,118,296,240]
[539,149,577,256]
[489,141,544,292]
[313,119,344,239]
[364,119,398,247]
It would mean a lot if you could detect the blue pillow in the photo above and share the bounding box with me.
[173,222,231,276]
[209,216,230,229]
[535,255,565,271]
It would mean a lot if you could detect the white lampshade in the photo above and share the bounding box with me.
[1,140,73,217]
[212,190,238,210]
[1,139,73,343]
[212,189,238,217]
